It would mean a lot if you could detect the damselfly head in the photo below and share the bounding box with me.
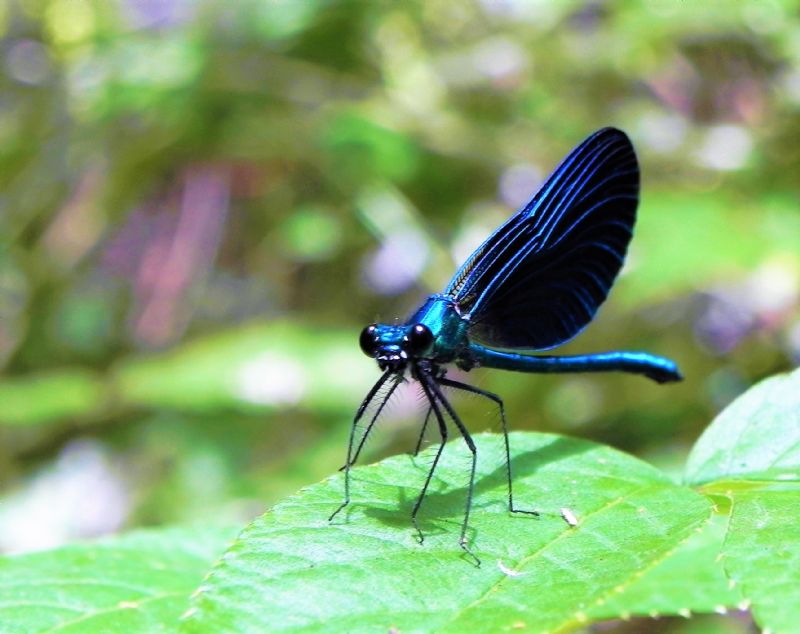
[358,323,434,372]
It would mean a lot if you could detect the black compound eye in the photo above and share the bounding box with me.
[359,324,378,356]
[406,324,434,354]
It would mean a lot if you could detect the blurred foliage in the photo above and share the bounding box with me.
[1,0,800,630]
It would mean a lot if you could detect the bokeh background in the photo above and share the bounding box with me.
[1,0,799,630]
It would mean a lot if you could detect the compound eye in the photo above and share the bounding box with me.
[359,324,379,356]
[406,324,434,355]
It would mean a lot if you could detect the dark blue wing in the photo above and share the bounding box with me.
[445,127,638,350]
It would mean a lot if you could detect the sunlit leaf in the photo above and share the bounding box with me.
[685,367,800,485]
[181,432,710,633]
[722,488,800,634]
[588,512,739,622]
[0,526,235,634]
[684,369,800,634]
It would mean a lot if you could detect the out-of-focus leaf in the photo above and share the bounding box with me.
[0,369,105,426]
[181,432,710,633]
[0,525,236,634]
[114,322,372,414]
[322,111,420,182]
[619,192,800,306]
[252,0,320,40]
[685,367,800,485]
[0,323,373,427]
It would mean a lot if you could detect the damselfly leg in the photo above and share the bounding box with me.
[423,373,481,566]
[413,366,445,456]
[438,377,539,518]
[412,372,449,546]
[412,406,433,456]
[339,374,403,471]
[329,370,392,522]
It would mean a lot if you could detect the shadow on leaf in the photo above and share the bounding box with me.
[360,434,594,534]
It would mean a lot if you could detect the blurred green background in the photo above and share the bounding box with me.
[0,0,798,626]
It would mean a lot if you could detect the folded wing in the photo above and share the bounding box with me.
[445,127,639,350]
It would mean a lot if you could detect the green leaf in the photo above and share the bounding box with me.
[684,369,800,634]
[0,369,106,426]
[0,526,235,634]
[0,322,372,428]
[114,322,371,415]
[618,192,800,307]
[322,111,420,183]
[588,511,740,622]
[722,488,800,634]
[685,367,800,485]
[181,432,710,633]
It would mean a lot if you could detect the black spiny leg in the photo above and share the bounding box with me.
[412,365,446,456]
[340,374,402,471]
[413,405,433,456]
[438,377,539,518]
[426,376,481,567]
[329,370,393,523]
[412,369,448,547]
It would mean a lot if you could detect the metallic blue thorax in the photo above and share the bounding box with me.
[407,295,470,363]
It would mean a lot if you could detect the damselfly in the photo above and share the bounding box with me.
[329,128,681,565]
